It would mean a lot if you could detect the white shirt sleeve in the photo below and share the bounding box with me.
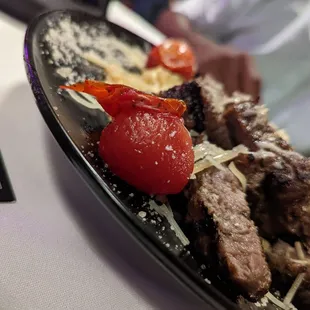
[172,0,261,41]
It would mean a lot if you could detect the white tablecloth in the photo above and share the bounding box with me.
[0,8,206,310]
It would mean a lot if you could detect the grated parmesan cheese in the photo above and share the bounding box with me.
[44,16,147,73]
[149,200,189,246]
[169,131,177,137]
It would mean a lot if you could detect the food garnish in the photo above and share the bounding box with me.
[61,81,194,194]
[146,39,196,80]
[149,200,189,246]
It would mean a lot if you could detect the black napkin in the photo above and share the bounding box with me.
[0,152,15,203]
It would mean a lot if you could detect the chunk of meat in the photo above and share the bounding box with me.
[266,240,310,307]
[186,205,214,258]
[267,240,308,278]
[188,166,271,300]
[224,99,291,151]
[197,75,234,149]
[225,98,310,249]
[161,76,235,148]
[234,152,278,238]
[160,81,205,132]
[264,153,310,245]
[236,150,310,247]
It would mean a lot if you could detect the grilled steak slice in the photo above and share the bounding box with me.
[224,98,310,248]
[186,200,214,258]
[161,76,235,148]
[236,149,310,245]
[160,81,205,132]
[234,152,278,238]
[267,240,308,278]
[263,151,310,246]
[188,166,271,300]
[266,240,310,307]
[197,75,234,149]
[224,99,291,151]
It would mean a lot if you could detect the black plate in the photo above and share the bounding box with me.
[23,10,259,310]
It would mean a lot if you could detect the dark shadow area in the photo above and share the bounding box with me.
[0,82,208,309]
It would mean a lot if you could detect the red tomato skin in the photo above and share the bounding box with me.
[99,110,194,195]
[146,46,161,68]
[146,39,196,80]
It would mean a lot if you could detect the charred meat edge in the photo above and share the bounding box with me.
[224,99,310,249]
[187,166,271,300]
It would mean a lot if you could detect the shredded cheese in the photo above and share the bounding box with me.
[276,129,290,143]
[261,238,272,253]
[83,51,184,93]
[228,162,247,191]
[283,273,306,306]
[204,156,225,171]
[257,141,303,160]
[291,259,310,266]
[295,241,305,260]
[262,241,306,309]
[192,142,248,176]
[189,130,199,137]
[149,200,190,246]
[270,122,290,143]
[281,242,306,307]
[266,292,288,309]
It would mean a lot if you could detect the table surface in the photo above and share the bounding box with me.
[0,5,207,310]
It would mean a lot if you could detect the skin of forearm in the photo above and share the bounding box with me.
[120,1,213,49]
[154,9,215,50]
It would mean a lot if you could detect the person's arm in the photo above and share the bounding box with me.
[125,0,261,98]
[154,8,260,98]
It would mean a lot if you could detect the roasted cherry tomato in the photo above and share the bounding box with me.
[146,39,196,80]
[100,109,194,194]
[61,81,194,194]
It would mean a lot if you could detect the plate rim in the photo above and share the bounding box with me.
[23,9,237,310]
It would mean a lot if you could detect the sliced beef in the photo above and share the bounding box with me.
[263,156,310,248]
[188,166,271,300]
[224,99,291,151]
[267,240,308,278]
[234,152,278,238]
[160,81,205,132]
[224,98,310,249]
[266,240,310,307]
[236,149,310,246]
[161,76,235,148]
[197,75,234,149]
[186,200,214,258]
